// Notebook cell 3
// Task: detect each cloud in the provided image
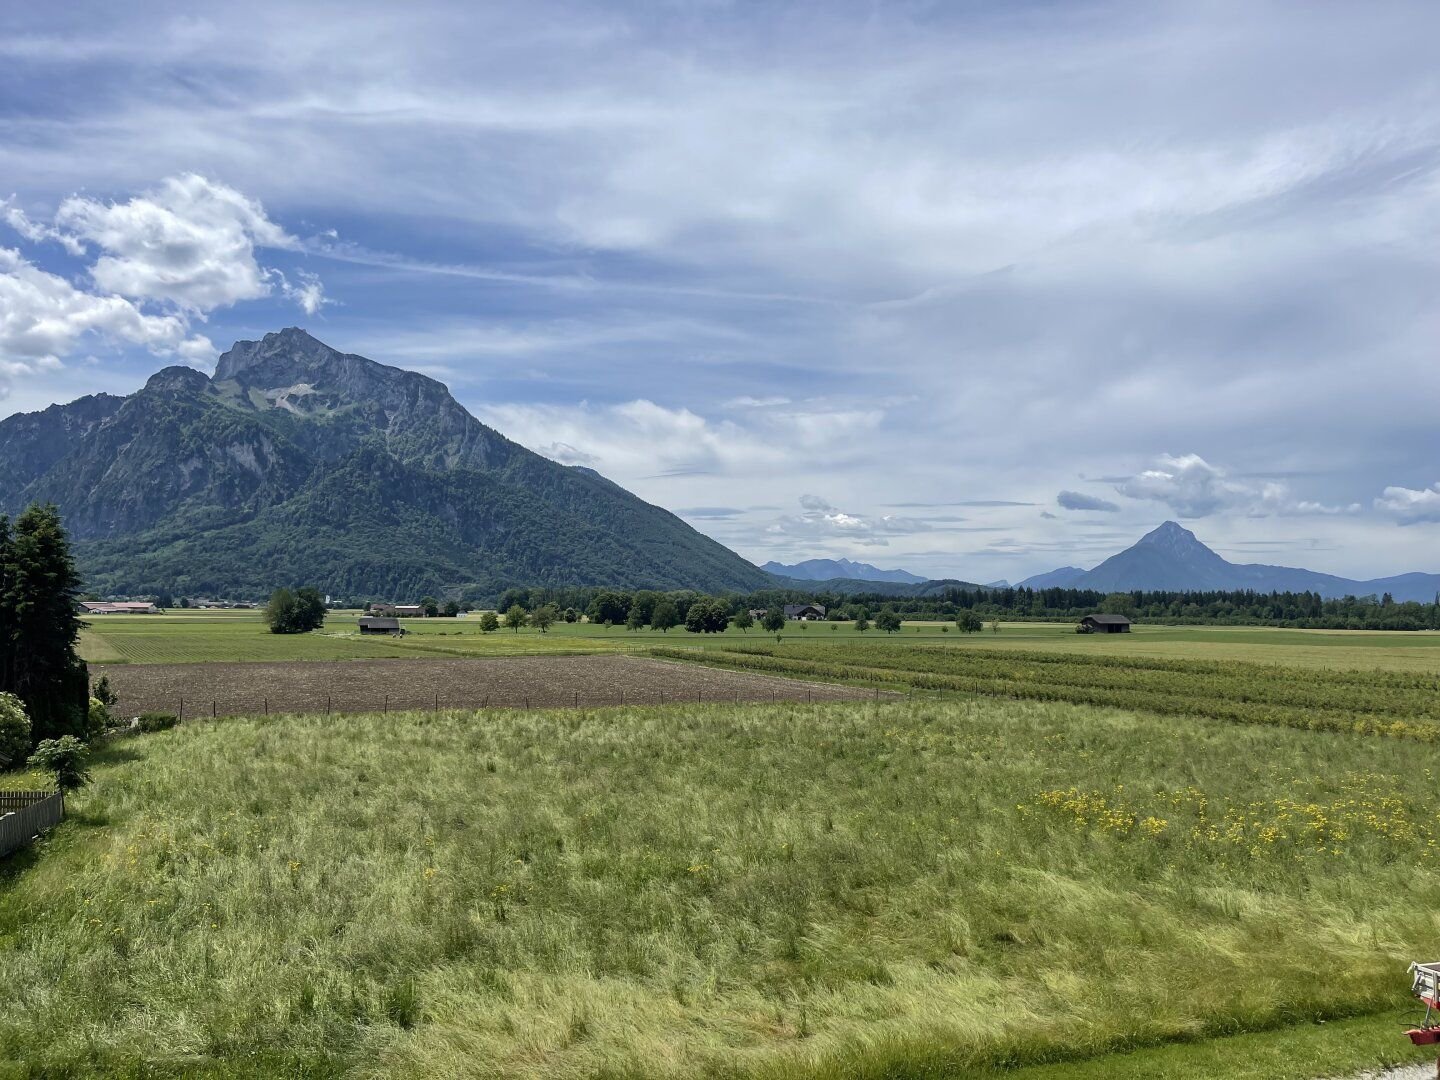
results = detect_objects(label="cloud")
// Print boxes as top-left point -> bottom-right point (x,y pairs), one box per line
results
535,441 -> 598,466
765,495 -> 929,548
52,173 -> 302,311
275,269 -> 329,316
1057,490 -> 1120,513
723,394 -> 790,409
0,174 -> 327,388
0,247 -> 209,389
678,506 -> 744,520
1115,453 -> 1358,518
1375,481 -> 1440,524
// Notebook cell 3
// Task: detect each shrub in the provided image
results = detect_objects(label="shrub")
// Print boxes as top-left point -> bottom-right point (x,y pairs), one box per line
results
0,693 -> 32,771
87,696 -> 109,739
136,712 -> 180,733
27,735 -> 91,792
92,674 -> 117,709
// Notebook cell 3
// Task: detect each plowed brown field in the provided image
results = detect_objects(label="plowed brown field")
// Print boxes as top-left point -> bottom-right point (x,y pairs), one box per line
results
94,653 -> 880,717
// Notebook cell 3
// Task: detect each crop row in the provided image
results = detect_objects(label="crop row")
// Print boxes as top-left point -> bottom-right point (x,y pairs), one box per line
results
728,643 -> 1440,719
650,645 -> 1440,742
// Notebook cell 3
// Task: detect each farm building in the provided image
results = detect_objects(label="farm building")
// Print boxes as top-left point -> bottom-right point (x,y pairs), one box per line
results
1079,614 -> 1131,634
80,601 -> 160,615
747,609 -> 768,621
358,616 -> 404,636
369,604 -> 425,618
784,604 -> 827,621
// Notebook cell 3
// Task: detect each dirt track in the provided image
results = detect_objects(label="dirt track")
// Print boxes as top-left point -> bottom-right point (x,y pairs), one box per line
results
94,654 -> 882,717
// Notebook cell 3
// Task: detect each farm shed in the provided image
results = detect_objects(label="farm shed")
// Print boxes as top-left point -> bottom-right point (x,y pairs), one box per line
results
358,617 -> 404,636
1079,614 -> 1131,634
80,601 -> 160,614
784,604 -> 827,621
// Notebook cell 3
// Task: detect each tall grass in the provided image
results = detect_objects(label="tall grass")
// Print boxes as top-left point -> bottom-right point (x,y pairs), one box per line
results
2,699 -> 1437,1077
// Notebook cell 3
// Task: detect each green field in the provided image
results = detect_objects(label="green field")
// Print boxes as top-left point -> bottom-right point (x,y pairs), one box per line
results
32,613 -> 1440,1076
4,696 -> 1438,1078
77,611 -> 1440,672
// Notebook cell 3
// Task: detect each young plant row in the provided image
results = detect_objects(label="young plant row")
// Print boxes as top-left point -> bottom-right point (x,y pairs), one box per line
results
650,644 -> 1440,742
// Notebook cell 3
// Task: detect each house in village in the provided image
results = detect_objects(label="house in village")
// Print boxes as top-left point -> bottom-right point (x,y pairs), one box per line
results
370,603 -> 425,618
1078,613 -> 1131,634
784,604 -> 827,621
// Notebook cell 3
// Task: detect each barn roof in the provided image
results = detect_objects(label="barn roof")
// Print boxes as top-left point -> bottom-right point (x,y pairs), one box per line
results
1083,613 -> 1132,625
359,616 -> 401,629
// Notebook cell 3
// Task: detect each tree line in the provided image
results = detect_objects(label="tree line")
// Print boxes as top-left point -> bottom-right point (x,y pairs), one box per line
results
490,583 -> 1440,631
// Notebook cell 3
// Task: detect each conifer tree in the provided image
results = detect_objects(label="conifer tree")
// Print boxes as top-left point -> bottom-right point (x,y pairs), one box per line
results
0,505 -> 89,743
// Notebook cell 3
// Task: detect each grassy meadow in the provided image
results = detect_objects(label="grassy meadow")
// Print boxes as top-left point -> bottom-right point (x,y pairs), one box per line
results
4,697 -> 1440,1078
77,609 -> 1440,672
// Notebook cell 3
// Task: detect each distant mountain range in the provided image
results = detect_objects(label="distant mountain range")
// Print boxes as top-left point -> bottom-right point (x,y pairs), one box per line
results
0,328 -> 774,599
1017,522 -> 1440,602
760,557 -> 927,584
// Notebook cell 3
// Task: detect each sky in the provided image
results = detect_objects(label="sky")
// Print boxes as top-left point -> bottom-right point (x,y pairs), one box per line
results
1,0 -> 1437,584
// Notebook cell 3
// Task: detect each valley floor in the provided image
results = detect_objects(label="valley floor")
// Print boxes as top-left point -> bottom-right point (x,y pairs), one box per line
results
5,694 -> 1440,1078
77,610 -> 1440,672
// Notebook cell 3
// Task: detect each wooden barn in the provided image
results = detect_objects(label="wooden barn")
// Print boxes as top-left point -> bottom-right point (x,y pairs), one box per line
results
1079,614 -> 1131,634
358,616 -> 404,636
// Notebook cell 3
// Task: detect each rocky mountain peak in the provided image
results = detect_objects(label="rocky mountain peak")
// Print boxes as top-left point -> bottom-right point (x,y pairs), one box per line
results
214,327 -> 340,383
142,365 -> 212,395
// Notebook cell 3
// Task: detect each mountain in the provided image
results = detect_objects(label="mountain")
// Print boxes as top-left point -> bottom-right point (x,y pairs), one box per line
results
1022,522 -> 1440,602
1015,566 -> 1088,589
761,557 -> 927,584
0,328 -> 775,599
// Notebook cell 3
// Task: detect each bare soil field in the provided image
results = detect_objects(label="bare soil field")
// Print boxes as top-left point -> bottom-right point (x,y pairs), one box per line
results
93,653 -> 880,717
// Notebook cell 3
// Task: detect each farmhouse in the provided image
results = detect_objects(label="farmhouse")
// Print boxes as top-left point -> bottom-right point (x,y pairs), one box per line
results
80,601 -> 160,615
370,604 -> 425,618
358,616 -> 404,636
747,609 -> 768,621
784,604 -> 827,621
1079,613 -> 1131,634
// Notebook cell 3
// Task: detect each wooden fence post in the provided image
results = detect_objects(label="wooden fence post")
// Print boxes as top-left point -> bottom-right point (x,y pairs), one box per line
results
179,697 -> 184,721
211,699 -> 217,718
263,698 -> 268,716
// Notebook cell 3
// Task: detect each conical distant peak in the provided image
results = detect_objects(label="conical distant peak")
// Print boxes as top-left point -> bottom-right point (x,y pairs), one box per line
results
1140,520 -> 1197,544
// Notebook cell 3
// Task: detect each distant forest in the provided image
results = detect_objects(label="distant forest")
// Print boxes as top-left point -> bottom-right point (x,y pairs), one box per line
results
495,584 -> 1440,631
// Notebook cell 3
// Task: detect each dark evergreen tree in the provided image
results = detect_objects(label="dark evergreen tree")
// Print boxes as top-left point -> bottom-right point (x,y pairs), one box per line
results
0,505 -> 89,743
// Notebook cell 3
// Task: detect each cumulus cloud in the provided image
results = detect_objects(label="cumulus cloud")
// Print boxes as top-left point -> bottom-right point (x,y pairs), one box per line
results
1115,453 -> 1358,518
1375,481 -> 1440,524
0,247 -> 209,388
1057,490 -> 1120,513
53,173 -> 300,311
0,174 -> 325,388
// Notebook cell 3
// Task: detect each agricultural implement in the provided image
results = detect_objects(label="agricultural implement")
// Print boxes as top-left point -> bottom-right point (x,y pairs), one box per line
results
1407,961 -> 1440,1075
